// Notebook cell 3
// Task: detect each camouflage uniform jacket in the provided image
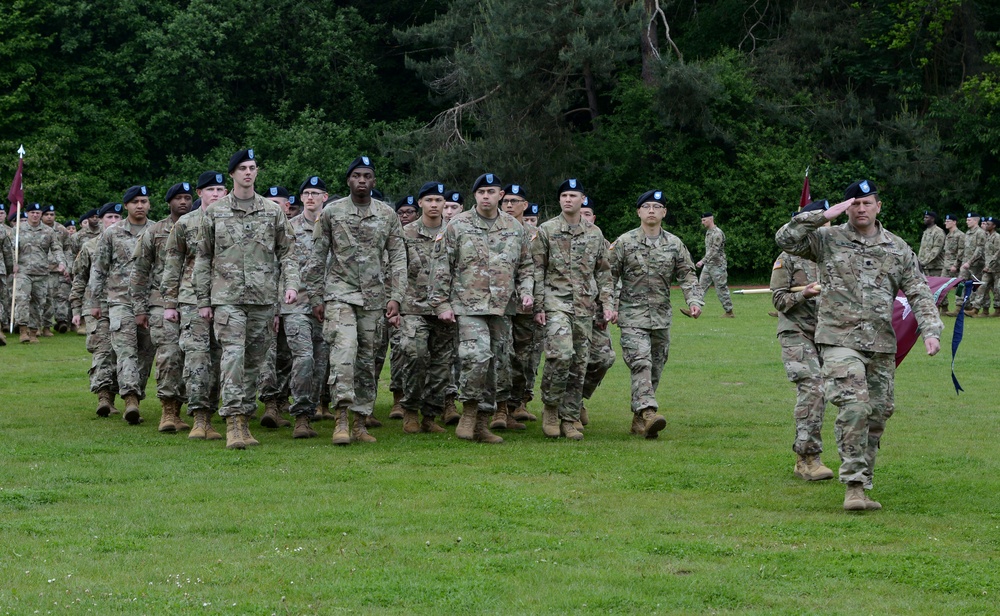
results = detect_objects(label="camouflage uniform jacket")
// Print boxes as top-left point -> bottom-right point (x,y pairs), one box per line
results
430,209 -> 532,316
71,236 -> 106,318
963,225 -> 987,268
194,192 -> 299,308
279,213 -> 319,315
775,210 -> 943,353
944,227 -> 965,271
770,251 -> 819,337
0,225 -> 13,276
160,208 -> 206,309
701,226 -> 727,266
45,221 -> 70,272
533,216 -> 612,318
305,197 -> 406,310
129,217 -> 175,315
917,225 -> 946,272
401,218 -> 445,316
67,225 -> 101,264
984,231 -> 1000,274
88,218 -> 151,310
15,222 -> 66,276
610,228 -> 703,329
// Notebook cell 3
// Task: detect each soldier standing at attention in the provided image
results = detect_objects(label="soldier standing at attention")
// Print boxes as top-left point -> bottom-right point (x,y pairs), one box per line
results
131,182 -> 193,432
971,216 -> 999,317
776,179 -> 942,511
917,211 -> 946,275
0,210 -> 13,346
430,173 -> 533,444
577,197 -> 616,429
697,212 -> 734,317
770,200 -> 834,480
14,203 -> 67,342
71,203 -> 122,416
386,195 -> 420,421
439,190 -> 465,426
533,179 -> 613,441
40,204 -> 72,334
940,214 -> 965,316
194,150 -> 299,450
959,212 -> 986,317
521,202 -> 544,407
306,156 -> 406,446
89,186 -> 155,425
162,172 -> 228,440
609,190 -> 703,439
522,202 -> 539,227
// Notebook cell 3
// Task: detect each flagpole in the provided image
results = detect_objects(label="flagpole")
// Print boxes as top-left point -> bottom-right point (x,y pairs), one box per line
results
9,145 -> 24,333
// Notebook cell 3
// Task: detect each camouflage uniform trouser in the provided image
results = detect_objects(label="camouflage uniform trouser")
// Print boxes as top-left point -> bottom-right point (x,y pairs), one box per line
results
213,304 -> 275,417
971,271 -> 1000,310
620,326 -> 670,413
455,315 -> 507,405
0,274 -> 10,328
525,317 -> 543,402
583,321 -> 615,400
149,306 -> 185,401
259,313 -> 324,416
508,313 -> 538,406
109,303 -> 154,399
375,317 -> 405,393
179,304 -> 221,415
399,314 -> 456,416
699,264 -> 732,312
493,316 -> 513,409
322,301 -> 382,416
820,345 -> 895,489
13,272 -> 46,329
86,310 -> 118,394
779,331 -> 825,455
540,311 -> 593,421
445,328 -> 460,397
46,272 -> 70,326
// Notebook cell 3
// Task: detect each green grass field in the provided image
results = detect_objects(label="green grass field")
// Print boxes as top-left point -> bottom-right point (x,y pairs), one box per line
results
2,292 -> 997,615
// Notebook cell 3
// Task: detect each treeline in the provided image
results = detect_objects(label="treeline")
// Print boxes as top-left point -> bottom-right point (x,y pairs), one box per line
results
2,0 -> 999,275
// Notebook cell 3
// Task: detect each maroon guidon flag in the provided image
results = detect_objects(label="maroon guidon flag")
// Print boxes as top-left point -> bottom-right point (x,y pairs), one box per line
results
893,276 -> 962,367
798,167 -> 811,210
7,148 -> 24,220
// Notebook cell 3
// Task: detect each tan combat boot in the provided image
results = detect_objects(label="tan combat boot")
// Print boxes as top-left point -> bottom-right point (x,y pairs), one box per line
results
455,400 -> 478,441
580,404 -> 590,426
96,389 -> 115,417
19,326 -> 31,343
975,307 -> 990,318
490,402 -> 509,430
331,407 -> 351,445
260,399 -> 284,429
441,395 -> 461,425
420,414 -> 446,433
806,456 -> 834,481
365,413 -> 383,428
863,492 -> 882,510
189,411 -> 209,439
239,415 -> 259,446
350,412 -> 377,443
843,482 -> 867,511
402,408 -> 421,434
641,408 -> 666,439
315,402 -> 335,421
40,326 -> 54,337
541,404 -> 561,438
158,398 -> 178,433
225,416 -> 246,450
173,404 -> 191,431
793,454 -> 810,480
473,412 -> 504,444
560,419 -> 584,441
28,328 -> 40,343
505,409 -> 526,431
630,413 -> 645,435
389,391 -> 404,419
293,415 -> 318,439
511,401 -> 537,422
964,307 -> 979,317
204,414 -> 223,440
123,394 -> 142,425
723,310 -> 735,318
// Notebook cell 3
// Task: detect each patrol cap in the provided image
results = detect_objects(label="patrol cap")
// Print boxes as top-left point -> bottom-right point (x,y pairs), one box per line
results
527,203 -> 540,217
472,173 -> 502,192
701,212 -> 714,218
370,188 -> 384,201
966,211 -> 980,219
42,204 -> 56,213
844,179 -> 878,199
418,182 -> 446,200
122,185 -> 149,204
165,182 -> 193,202
98,202 -> 123,217
923,210 -> 938,220
79,209 -> 97,222
26,202 -> 42,212
346,156 -> 375,179
298,176 -> 326,193
228,148 -> 256,173
394,195 -> 417,211
192,198 -> 202,210
502,184 -> 527,200
267,186 -> 290,199
446,191 -> 464,205
798,199 -> 829,215
635,190 -> 667,209
557,178 -> 584,196
944,214 -> 959,221
581,196 -> 594,211
197,171 -> 226,189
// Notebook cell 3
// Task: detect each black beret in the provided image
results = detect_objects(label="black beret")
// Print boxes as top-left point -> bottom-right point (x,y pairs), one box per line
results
26,202 -> 42,212
98,202 -> 123,217
635,190 -> 667,209
298,176 -> 326,193
844,179 -> 877,199
701,212 -> 714,218
418,182 -> 446,200
0,203 -> 6,211
502,184 -> 528,200
267,186 -> 290,199
68,220 -> 76,226
228,148 -> 256,174
394,195 -> 417,211
800,199 -> 829,215
197,171 -> 226,189
923,210 -> 938,220
581,196 -> 593,210
42,204 -> 56,213
472,173 -> 502,192
944,214 -> 958,221
165,182 -> 193,202
985,216 -> 996,224
287,195 -> 297,206
346,156 -> 375,179
966,211 -> 980,218
192,198 -> 202,210
122,185 -> 149,204
527,203 -> 540,217
557,178 -> 584,196
370,188 -> 384,201
79,209 -> 97,222
446,191 -> 464,205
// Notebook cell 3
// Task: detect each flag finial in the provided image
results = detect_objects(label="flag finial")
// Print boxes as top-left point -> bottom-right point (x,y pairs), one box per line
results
17,145 -> 25,158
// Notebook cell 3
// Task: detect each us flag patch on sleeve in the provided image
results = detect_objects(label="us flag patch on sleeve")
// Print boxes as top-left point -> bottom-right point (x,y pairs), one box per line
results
772,259 -> 783,270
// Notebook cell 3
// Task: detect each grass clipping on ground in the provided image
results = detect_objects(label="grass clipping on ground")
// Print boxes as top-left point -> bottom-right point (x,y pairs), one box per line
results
1,293 -> 996,614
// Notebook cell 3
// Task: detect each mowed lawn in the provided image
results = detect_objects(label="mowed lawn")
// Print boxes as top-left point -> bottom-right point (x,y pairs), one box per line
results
1,292 -> 997,615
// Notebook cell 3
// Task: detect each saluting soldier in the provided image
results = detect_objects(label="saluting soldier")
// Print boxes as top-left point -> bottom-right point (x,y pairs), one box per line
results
13,202 -> 66,343
609,190 -> 703,439
697,212 -> 734,317
776,179 -> 942,511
